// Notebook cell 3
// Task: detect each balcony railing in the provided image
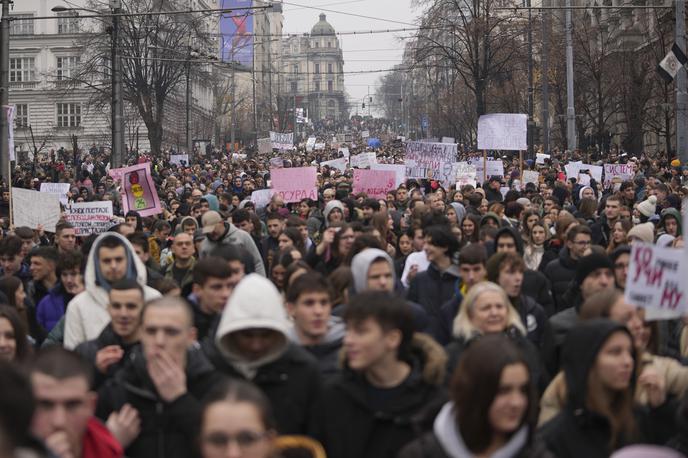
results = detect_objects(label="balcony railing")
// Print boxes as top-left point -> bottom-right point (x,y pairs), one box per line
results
9,81 -> 39,89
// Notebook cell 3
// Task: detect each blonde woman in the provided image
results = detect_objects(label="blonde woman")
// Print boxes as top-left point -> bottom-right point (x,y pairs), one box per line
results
445,282 -> 547,390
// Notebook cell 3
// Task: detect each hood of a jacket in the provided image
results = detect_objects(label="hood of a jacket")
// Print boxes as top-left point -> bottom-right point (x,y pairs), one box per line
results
495,226 -> 524,255
433,402 -> 528,458
351,248 -> 395,294
286,315 -> 345,347
562,319 -> 635,412
480,211 -> 501,228
85,232 -> 146,297
660,207 -> 682,235
450,202 -> 466,224
215,274 -> 289,376
176,216 -> 199,234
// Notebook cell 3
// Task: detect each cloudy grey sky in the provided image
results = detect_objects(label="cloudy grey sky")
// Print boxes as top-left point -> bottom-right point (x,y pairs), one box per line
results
281,0 -> 419,116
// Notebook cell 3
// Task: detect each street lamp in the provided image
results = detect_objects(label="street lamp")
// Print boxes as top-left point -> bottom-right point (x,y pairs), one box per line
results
52,2 -> 125,168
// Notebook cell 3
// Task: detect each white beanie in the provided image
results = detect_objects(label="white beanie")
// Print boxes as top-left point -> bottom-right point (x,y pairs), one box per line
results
627,222 -> 655,244
637,195 -> 657,218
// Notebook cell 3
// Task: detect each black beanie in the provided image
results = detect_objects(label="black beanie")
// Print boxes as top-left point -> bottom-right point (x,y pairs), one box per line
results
575,253 -> 614,286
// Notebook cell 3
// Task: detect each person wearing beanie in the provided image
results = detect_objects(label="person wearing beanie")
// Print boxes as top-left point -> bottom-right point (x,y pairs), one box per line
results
323,200 -> 345,227
637,195 -> 657,222
627,222 -> 655,244
672,159 -> 682,168
549,253 -> 615,358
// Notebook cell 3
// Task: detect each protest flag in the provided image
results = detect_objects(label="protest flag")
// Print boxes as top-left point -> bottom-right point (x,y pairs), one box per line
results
657,43 -> 688,83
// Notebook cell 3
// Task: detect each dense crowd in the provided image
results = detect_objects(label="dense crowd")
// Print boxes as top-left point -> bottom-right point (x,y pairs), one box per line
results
0,134 -> 686,458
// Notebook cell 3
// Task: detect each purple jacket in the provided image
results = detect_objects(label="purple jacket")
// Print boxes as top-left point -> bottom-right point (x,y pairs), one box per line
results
36,284 -> 71,332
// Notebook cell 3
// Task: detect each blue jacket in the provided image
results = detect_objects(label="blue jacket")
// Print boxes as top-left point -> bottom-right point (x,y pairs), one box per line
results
36,283 -> 71,332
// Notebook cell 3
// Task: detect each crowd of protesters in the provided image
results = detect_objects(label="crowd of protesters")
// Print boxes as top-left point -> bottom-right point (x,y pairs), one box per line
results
0,129 -> 686,458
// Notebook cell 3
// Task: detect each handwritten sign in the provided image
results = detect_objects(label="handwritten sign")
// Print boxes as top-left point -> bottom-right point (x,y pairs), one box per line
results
405,141 -> 457,184
249,189 -> 274,209
353,169 -> 396,199
111,162 -> 162,217
339,147 -> 351,159
371,164 -> 406,188
565,162 -> 602,183
314,143 -> 325,150
361,130 -> 370,138
269,157 -> 284,169
270,131 -> 294,150
625,243 -> 686,317
64,201 -> 113,236
455,163 -> 477,188
536,153 -> 550,164
306,137 -> 316,152
441,137 -> 455,144
258,137 -> 273,154
522,170 -> 540,185
477,114 -> 527,151
350,152 -> 377,169
12,188 -> 61,233
40,183 -> 70,206
603,163 -> 634,187
321,158 -> 348,172
170,154 -> 189,167
270,167 -> 317,203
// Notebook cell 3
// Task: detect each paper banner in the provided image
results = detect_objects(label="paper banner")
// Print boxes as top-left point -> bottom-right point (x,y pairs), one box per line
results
522,170 -> 540,185
353,169 -> 396,199
270,131 -> 294,150
40,182 -> 71,206
371,164 -> 406,188
321,158 -> 348,172
270,167 -> 317,203
170,154 -> 189,167
477,113 -> 527,151
64,201 -> 114,236
111,162 -> 162,217
405,141 -> 457,184
12,187 -> 61,232
350,152 -> 377,169
603,163 -> 634,187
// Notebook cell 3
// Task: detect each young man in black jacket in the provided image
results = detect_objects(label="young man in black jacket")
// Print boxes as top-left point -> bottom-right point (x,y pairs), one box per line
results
314,291 -> 447,458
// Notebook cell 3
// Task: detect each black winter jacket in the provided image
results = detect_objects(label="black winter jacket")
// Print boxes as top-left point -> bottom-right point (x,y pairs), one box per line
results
398,430 -> 553,458
314,334 -> 448,458
74,323 -> 138,389
407,263 -> 461,335
96,346 -> 226,458
204,341 -> 322,435
543,247 -> 578,313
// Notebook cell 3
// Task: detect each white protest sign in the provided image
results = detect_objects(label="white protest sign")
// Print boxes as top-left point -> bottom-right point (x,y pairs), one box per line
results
361,130 -> 370,138
477,114 -> 527,151
314,143 -> 325,150
625,243 -> 686,318
536,153 -> 550,164
565,162 -> 602,183
258,137 -> 273,154
350,152 -> 377,169
12,187 -> 61,233
454,162 -> 477,188
170,154 -> 189,166
603,163 -> 634,187
321,158 -> 348,172
64,201 -> 113,236
441,137 -> 455,144
40,183 -> 71,206
522,170 -> 540,185
269,131 -> 294,150
250,189 -> 274,209
306,137 -> 316,152
405,141 -> 457,185
486,160 -> 505,177
339,147 -> 350,158
371,164 -> 406,188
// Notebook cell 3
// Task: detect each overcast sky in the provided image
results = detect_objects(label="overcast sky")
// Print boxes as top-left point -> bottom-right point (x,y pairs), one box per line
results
281,0 -> 419,116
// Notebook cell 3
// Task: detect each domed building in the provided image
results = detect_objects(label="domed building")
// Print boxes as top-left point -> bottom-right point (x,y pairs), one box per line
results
281,13 -> 348,130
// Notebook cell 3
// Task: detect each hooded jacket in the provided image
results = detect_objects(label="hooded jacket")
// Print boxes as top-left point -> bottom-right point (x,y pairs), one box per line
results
63,233 -> 161,349
286,316 -> 344,380
199,222 -> 266,276
75,323 -> 139,389
35,282 -> 74,332
543,246 -> 578,313
399,402 -> 552,458
539,320 -> 678,458
494,227 -> 556,315
96,346 -> 224,458
658,208 -> 682,237
205,274 -> 322,434
313,334 -> 448,458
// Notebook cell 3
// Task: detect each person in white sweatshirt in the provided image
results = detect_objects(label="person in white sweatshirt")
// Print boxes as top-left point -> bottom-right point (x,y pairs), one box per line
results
63,232 -> 161,349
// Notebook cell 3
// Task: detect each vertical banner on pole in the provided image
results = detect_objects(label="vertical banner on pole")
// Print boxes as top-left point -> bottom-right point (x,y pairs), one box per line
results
3,105 -> 14,161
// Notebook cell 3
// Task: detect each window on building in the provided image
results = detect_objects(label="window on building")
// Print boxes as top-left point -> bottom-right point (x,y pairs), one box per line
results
328,80 -> 333,92
328,63 -> 333,74
56,103 -> 81,128
9,58 -> 35,82
57,12 -> 80,34
315,63 -> 320,74
10,15 -> 34,35
14,104 -> 28,128
291,81 -> 297,92
56,56 -> 80,80
292,64 -> 298,74
327,42 -> 331,48
315,81 -> 320,92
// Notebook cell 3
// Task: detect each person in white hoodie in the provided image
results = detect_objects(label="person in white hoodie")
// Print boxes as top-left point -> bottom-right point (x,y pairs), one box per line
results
204,273 -> 322,435
63,232 -> 161,349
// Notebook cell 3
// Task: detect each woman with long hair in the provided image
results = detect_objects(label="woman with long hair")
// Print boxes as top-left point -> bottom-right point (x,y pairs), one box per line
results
0,276 -> 29,337
0,305 -> 31,363
400,335 -> 550,457
461,214 -> 481,245
199,379 -> 278,458
606,219 -> 632,255
306,223 -> 355,276
523,220 -> 556,272
540,320 -> 674,457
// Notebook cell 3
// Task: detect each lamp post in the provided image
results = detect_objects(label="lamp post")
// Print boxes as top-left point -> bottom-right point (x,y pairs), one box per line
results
0,0 -> 11,183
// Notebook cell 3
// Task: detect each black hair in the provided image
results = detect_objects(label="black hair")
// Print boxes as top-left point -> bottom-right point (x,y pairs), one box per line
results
201,378 -> 276,433
29,246 -> 59,265
424,225 -> 460,258
193,257 -> 233,285
110,278 -> 144,297
127,232 -> 150,253
459,243 -> 488,266
0,236 -> 22,258
286,272 -> 332,303
0,361 -> 35,449
31,346 -> 94,387
232,208 -> 252,224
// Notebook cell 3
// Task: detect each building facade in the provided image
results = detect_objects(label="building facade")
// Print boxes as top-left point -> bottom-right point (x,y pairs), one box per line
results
280,13 -> 347,129
5,0 -> 217,157
253,0 -> 284,135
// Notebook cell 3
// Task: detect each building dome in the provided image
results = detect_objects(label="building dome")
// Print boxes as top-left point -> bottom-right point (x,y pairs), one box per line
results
311,13 -> 335,36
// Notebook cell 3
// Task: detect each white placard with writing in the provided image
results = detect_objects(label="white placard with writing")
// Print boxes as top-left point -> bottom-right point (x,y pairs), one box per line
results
522,170 -> 540,185
405,141 -> 457,185
321,158 -> 348,172
40,183 -> 70,206
350,152 -> 377,169
170,154 -> 189,166
477,113 -> 527,151
64,201 -> 114,236
269,131 -> 294,150
12,187 -> 61,233
536,153 -> 550,164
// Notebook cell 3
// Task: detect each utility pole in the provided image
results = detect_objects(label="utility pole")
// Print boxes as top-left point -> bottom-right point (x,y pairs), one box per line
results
186,61 -> 192,156
677,0 -> 688,164
526,0 -> 534,159
565,0 -> 576,151
230,62 -> 236,153
111,0 -> 125,167
0,0 -> 11,182
541,1 -> 550,154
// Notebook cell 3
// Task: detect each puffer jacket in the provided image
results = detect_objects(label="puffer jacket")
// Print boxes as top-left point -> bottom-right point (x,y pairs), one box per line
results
543,247 -> 577,313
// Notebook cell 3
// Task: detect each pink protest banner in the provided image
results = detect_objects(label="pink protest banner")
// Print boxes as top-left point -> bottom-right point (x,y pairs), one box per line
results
110,162 -> 162,217
270,167 -> 317,203
353,169 -> 396,199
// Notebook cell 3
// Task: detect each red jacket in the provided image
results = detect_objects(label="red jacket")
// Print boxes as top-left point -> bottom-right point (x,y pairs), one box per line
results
82,417 -> 123,458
